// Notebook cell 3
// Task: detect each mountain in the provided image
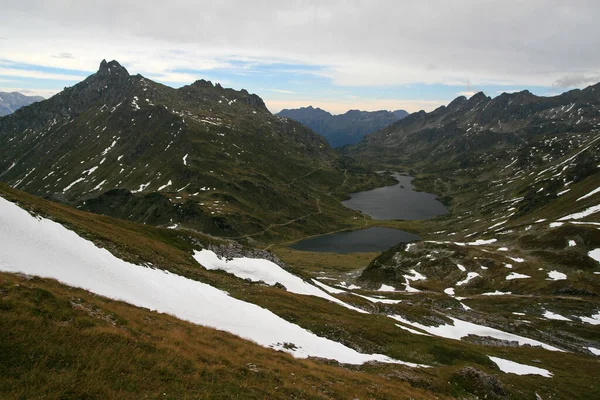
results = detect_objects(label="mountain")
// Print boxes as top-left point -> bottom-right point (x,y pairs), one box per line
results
0,91 -> 44,116
277,106 -> 408,147
0,60 -> 390,239
2,182 -> 599,400
2,76 -> 600,399
343,87 -> 600,379
350,87 -> 600,170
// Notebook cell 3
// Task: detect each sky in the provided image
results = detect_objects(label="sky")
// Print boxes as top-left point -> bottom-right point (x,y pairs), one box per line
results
1,0 -> 599,114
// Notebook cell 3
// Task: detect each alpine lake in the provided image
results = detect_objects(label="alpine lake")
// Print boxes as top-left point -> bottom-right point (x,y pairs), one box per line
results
290,173 -> 448,253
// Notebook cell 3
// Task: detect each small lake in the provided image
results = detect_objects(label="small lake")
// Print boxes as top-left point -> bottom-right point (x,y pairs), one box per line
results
290,227 -> 421,254
342,173 -> 448,220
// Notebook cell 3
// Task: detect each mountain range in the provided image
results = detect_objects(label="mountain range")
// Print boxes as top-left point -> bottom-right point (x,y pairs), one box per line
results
1,60 -> 600,400
0,60 -> 389,239
0,91 -> 44,116
277,106 -> 408,147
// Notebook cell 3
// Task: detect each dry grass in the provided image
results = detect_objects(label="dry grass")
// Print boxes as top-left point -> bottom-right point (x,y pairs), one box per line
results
0,272 -> 442,400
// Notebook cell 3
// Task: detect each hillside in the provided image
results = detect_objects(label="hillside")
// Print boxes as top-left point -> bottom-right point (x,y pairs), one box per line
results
2,184 -> 600,400
277,106 -> 408,147
337,87 -> 600,380
0,91 -> 44,116
0,60 -> 390,240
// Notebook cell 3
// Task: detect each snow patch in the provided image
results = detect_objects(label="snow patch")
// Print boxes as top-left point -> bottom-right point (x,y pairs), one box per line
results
456,272 -> 479,286
543,310 -> 571,321
467,238 -> 497,246
0,197 -> 415,366
158,180 -> 172,191
588,249 -> 600,263
388,314 -> 562,351
193,250 -> 367,314
63,177 -> 86,192
577,186 -> 600,201
506,272 -> 530,280
558,205 -> 600,221
578,311 -> 600,325
488,356 -> 552,377
378,284 -> 396,292
482,291 -> 512,296
547,271 -> 567,281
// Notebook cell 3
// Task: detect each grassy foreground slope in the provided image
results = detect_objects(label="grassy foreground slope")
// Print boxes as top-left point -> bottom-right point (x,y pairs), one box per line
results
2,184 -> 600,400
0,273 -> 437,400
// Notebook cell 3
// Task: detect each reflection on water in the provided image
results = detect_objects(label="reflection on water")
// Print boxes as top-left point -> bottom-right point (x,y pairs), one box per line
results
343,173 -> 448,220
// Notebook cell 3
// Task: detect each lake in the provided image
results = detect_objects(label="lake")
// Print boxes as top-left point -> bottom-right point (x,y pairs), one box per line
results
289,172 -> 447,253
289,226 -> 421,253
342,173 -> 448,220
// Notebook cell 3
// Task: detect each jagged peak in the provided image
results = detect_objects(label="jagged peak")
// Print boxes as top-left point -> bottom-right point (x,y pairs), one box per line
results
468,91 -> 489,102
190,79 -> 214,87
448,95 -> 467,108
97,59 -> 129,77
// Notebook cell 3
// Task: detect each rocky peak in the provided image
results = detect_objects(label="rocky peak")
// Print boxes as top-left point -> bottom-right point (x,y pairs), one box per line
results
97,59 -> 130,78
243,93 -> 268,112
468,92 -> 490,103
192,79 -> 214,87
448,96 -> 468,109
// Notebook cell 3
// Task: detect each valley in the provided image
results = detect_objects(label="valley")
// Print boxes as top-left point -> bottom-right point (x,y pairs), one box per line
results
1,63 -> 600,400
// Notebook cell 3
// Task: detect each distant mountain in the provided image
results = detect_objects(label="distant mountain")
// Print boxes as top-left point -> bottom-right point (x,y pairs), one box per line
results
0,60 -> 388,238
350,87 -> 600,171
277,106 -> 408,147
0,92 -> 44,116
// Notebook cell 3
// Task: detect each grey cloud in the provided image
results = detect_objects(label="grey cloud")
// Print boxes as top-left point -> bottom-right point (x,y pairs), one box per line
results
52,52 -> 74,59
553,75 -> 600,89
2,1 -> 600,87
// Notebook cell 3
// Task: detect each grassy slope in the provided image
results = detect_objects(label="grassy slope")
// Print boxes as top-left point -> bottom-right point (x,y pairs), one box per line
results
0,273 -> 436,400
2,183 -> 600,399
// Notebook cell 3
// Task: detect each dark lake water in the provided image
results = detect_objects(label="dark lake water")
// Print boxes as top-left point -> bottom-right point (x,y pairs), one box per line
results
342,173 -> 448,220
290,173 -> 448,253
290,227 -> 421,254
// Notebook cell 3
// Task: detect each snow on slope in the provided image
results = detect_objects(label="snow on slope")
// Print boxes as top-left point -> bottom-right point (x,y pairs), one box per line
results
0,197 -> 423,366
389,314 -> 563,351
193,250 -> 367,314
488,356 -> 552,377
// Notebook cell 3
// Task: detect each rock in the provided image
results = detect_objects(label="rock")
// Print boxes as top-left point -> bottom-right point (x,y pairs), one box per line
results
453,366 -> 509,400
207,243 -> 287,269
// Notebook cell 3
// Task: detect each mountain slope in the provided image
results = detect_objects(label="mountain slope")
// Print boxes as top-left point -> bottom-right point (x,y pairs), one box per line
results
342,87 -> 600,362
3,184 -> 600,400
0,91 -> 44,116
277,106 -> 408,147
350,87 -> 600,170
0,60 -> 388,239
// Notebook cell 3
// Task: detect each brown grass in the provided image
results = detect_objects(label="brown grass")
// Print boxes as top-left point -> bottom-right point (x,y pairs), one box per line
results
0,272 -> 442,400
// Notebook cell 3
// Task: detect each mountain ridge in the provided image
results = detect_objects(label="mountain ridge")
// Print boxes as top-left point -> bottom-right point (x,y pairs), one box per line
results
277,106 -> 409,147
0,91 -> 44,117
0,60 -> 390,239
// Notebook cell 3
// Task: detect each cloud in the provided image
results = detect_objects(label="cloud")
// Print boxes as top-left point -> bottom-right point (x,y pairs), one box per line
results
0,67 -> 85,81
52,52 -> 74,59
457,91 -> 477,98
553,75 -> 600,89
1,1 -> 600,88
1,1 -> 599,111
266,89 -> 296,94
0,87 -> 58,98
496,89 -> 523,94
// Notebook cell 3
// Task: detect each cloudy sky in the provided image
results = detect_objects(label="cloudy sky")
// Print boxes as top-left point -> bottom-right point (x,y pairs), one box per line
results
1,0 -> 599,114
